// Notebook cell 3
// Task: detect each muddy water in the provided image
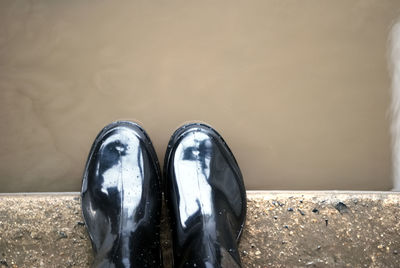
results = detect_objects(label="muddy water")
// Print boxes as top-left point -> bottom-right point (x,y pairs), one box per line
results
0,1 -> 398,192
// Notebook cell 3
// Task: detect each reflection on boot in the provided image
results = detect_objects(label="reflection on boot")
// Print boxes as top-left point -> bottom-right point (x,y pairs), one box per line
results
165,123 -> 246,268
81,121 -> 162,267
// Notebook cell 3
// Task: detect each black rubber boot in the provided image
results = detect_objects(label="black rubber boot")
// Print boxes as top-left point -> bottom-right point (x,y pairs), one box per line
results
164,123 -> 247,268
81,121 -> 162,268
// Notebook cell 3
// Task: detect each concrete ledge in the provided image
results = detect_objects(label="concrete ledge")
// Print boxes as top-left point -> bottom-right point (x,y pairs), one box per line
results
1,191 -> 400,267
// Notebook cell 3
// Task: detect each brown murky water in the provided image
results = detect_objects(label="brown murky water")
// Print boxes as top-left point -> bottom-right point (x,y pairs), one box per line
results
0,0 -> 398,192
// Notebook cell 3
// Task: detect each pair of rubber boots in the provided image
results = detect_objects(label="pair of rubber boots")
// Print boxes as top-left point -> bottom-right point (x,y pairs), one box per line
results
81,121 -> 247,268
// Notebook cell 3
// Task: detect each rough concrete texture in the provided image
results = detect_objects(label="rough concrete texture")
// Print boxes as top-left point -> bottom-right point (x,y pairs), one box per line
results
0,191 -> 399,267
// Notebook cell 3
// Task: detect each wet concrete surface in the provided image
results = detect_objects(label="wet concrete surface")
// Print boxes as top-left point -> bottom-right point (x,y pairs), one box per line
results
0,191 -> 399,267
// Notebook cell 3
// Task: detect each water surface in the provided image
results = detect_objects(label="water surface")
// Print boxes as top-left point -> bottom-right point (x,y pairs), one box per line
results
0,0 -> 397,192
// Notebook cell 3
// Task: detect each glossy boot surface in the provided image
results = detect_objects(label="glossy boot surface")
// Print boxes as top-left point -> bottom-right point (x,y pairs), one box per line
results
81,121 -> 162,268
164,123 -> 247,268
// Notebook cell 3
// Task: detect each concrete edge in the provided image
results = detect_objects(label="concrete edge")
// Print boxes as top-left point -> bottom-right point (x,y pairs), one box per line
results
0,190 -> 399,196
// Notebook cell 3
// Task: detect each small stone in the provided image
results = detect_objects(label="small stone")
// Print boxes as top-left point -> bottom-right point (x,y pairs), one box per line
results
287,208 -> 294,212
317,245 -> 321,250
312,208 -> 319,213
58,231 -> 67,239
255,250 -> 261,256
335,202 -> 349,214
30,231 -> 41,240
298,209 -> 305,216
394,250 -> 398,255
273,216 -> 278,220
